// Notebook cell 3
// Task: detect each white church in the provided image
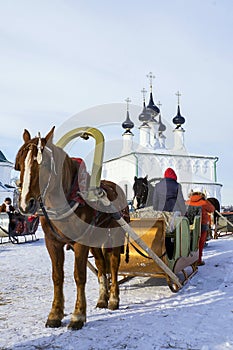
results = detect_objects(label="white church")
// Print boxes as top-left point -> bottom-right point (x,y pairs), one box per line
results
102,73 -> 222,204
0,150 -> 14,203
0,73 -> 222,206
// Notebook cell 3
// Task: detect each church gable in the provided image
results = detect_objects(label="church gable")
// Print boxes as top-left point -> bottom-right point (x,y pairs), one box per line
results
0,150 -> 12,164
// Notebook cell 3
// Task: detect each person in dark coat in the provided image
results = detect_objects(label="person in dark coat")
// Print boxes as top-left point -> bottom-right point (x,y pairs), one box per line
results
0,197 -> 15,213
0,197 -> 17,232
152,168 -> 186,215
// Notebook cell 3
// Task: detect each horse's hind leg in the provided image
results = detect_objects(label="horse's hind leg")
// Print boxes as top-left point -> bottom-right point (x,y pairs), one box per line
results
68,243 -> 89,330
45,237 -> 65,328
90,247 -> 108,308
108,247 -> 121,310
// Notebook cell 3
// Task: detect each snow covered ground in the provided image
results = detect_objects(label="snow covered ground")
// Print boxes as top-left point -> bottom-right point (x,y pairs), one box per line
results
1,227 -> 233,350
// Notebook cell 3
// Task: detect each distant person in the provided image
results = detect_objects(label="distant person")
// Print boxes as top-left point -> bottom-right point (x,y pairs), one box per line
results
0,197 -> 17,232
152,168 -> 186,215
186,189 -> 215,266
0,197 -> 15,213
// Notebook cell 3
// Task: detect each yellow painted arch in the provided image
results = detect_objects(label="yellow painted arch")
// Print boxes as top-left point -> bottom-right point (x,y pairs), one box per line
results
56,126 -> 105,191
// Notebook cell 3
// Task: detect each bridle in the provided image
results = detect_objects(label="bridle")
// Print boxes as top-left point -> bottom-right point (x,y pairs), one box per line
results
133,179 -> 148,209
39,144 -> 57,200
37,140 -> 80,220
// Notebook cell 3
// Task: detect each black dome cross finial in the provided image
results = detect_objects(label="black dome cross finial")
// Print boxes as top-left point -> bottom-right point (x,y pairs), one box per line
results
157,101 -> 166,133
146,71 -> 160,117
147,71 -> 155,93
176,90 -> 181,105
157,100 -> 162,109
125,97 -> 131,112
172,90 -> 185,129
138,88 -> 151,124
141,88 -> 147,106
122,97 -> 134,133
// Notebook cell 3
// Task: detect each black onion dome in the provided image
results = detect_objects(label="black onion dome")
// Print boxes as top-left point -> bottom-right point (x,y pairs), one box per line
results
158,114 -> 166,132
172,105 -> 185,127
138,103 -> 151,123
122,111 -> 134,131
147,92 -> 160,116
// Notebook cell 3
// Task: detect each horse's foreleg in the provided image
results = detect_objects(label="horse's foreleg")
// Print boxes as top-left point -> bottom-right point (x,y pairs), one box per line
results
90,248 -> 108,308
108,247 -> 121,310
45,237 -> 65,328
68,243 -> 89,330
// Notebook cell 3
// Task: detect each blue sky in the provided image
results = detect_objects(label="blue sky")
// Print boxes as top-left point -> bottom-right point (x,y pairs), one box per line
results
0,0 -> 232,204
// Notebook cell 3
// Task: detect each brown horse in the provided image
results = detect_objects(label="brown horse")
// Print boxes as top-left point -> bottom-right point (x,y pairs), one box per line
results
15,127 -> 130,330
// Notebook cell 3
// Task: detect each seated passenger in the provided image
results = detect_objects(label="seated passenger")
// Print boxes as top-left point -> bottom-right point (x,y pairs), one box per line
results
153,168 -> 186,259
153,168 -> 186,215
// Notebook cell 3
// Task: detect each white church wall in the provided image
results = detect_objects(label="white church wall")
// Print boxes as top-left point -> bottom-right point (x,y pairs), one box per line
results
102,155 -> 136,201
103,151 -> 222,204
0,164 -> 13,186
0,162 -> 14,204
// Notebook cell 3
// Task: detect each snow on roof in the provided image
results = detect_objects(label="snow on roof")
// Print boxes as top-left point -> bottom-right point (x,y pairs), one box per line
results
0,150 -> 12,164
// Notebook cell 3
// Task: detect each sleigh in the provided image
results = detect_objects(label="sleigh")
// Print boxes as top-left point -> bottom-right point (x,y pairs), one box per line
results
117,207 -> 201,292
0,212 -> 39,244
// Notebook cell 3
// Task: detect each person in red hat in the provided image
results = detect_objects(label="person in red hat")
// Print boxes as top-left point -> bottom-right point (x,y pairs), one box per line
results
152,167 -> 186,215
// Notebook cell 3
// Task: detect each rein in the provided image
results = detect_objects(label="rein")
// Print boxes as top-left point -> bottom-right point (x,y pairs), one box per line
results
38,195 -> 66,242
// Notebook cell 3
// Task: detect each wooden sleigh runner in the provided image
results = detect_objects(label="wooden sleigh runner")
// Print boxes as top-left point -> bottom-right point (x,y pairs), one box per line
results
0,212 -> 39,244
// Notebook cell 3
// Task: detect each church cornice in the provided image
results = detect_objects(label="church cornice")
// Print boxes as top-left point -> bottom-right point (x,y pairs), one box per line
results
104,151 -> 219,164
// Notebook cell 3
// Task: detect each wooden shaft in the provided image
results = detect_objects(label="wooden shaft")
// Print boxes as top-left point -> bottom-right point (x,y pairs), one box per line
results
215,210 -> 233,229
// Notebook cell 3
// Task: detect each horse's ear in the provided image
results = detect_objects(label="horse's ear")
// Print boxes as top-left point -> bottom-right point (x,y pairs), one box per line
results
134,176 -> 137,181
45,126 -> 55,144
23,129 -> 31,143
145,175 -> 148,179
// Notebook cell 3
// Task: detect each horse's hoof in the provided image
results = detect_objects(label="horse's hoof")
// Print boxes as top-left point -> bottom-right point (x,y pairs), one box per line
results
108,301 -> 119,310
45,319 -> 62,328
96,300 -> 108,309
68,320 -> 84,330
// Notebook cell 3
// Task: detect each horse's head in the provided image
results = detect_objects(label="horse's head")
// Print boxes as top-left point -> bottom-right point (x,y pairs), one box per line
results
133,175 -> 149,209
15,127 -> 56,214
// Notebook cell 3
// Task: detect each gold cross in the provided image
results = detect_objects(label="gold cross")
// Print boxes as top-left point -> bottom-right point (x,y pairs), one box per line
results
146,72 -> 155,91
175,91 -> 181,105
141,88 -> 147,102
125,97 -> 131,111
